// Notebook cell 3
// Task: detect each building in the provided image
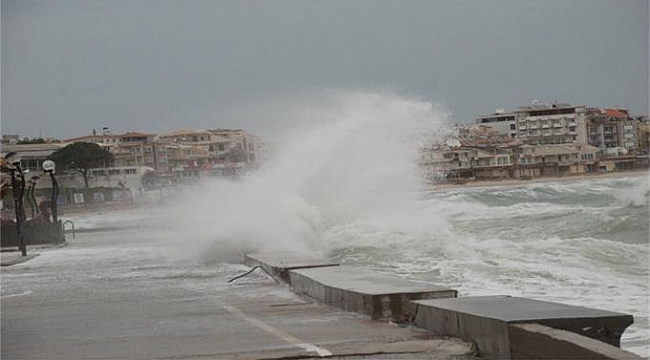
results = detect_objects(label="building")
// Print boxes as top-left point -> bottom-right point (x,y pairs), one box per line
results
0,142 -> 66,173
206,129 -> 261,164
513,103 -> 588,145
64,133 -> 121,145
587,108 -> 638,155
515,144 -> 599,177
158,129 -> 232,179
113,132 -> 159,168
637,118 -> 650,153
64,131 -> 163,169
63,128 -> 262,181
475,110 -> 517,138
420,145 -> 514,181
157,129 -> 261,181
420,137 -> 603,183
458,124 -> 518,148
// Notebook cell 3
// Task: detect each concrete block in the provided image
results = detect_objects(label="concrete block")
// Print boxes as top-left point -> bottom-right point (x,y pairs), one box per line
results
290,266 -> 457,323
244,251 -> 339,283
509,323 -> 643,360
413,296 -> 634,359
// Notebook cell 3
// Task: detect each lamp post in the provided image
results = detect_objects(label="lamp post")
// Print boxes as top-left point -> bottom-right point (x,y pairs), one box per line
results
42,160 -> 61,242
6,156 -> 27,256
27,175 -> 40,218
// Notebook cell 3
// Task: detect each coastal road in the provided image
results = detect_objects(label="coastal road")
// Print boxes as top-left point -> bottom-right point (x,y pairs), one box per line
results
1,226 -> 476,359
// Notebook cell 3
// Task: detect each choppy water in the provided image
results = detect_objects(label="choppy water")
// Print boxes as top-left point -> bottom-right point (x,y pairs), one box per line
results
323,174 -> 649,356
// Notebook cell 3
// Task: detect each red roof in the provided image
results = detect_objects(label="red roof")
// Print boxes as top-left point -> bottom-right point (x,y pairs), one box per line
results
603,108 -> 628,118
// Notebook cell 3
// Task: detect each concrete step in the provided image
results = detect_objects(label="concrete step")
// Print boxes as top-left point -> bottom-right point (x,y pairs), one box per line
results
244,251 -> 339,283
290,265 -> 457,323
413,295 -> 634,359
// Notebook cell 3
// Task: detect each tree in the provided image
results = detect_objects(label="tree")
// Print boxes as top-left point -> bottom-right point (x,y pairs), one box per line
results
48,142 -> 114,188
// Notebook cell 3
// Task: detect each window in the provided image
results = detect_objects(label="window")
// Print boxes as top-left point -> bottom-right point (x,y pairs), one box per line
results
124,168 -> 137,175
108,169 -> 120,175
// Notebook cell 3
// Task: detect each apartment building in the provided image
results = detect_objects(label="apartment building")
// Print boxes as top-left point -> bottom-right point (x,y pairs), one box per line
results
420,146 -> 513,181
157,129 -> 264,180
513,103 -> 588,145
587,108 -> 638,154
516,144 -> 599,176
420,122 -> 609,182
64,131 -> 161,168
475,110 -> 517,138
207,129 -> 261,164
112,132 -> 160,168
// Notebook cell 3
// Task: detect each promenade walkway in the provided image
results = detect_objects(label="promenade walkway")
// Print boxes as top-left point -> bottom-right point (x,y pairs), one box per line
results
1,228 -> 477,360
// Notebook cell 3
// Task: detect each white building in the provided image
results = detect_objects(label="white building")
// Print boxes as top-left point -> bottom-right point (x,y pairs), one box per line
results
513,103 -> 588,145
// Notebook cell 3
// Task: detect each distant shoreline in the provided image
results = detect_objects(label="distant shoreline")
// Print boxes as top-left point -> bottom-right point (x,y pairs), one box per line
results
431,169 -> 648,190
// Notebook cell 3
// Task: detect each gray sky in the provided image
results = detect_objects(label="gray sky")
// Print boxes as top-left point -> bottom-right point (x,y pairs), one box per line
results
2,0 -> 648,139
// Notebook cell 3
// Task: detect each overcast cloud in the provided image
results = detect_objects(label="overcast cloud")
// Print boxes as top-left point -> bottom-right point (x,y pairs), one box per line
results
2,0 -> 648,139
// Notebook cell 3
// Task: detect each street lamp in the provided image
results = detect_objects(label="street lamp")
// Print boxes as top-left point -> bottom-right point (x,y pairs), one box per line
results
43,160 -> 59,228
27,175 -> 40,218
5,154 -> 27,256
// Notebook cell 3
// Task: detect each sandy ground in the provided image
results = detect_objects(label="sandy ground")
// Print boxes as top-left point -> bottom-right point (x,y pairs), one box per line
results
431,169 -> 649,190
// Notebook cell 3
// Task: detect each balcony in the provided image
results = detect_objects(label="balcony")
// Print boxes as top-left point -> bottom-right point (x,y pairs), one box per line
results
553,123 -> 563,128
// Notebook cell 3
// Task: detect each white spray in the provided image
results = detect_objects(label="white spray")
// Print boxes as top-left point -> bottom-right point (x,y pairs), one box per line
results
167,91 -> 453,262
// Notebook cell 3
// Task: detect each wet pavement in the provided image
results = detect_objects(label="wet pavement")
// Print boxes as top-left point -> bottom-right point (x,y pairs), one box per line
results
1,228 -> 477,359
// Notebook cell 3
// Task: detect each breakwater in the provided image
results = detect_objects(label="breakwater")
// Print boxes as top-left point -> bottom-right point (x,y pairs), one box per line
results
245,251 -> 642,360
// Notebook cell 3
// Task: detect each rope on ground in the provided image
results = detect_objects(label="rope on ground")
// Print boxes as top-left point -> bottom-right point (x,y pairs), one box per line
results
227,265 -> 279,283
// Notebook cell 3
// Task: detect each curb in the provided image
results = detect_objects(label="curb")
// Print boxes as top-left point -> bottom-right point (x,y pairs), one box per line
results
1,253 -> 39,267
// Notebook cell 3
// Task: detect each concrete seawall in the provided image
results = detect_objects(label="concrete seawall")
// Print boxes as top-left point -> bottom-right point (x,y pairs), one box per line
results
413,295 -> 638,359
290,265 -> 457,323
509,323 -> 644,360
244,251 -> 640,360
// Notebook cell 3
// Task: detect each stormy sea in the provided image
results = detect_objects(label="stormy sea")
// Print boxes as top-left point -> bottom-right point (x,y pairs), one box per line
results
326,175 -> 650,357
67,93 -> 650,356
